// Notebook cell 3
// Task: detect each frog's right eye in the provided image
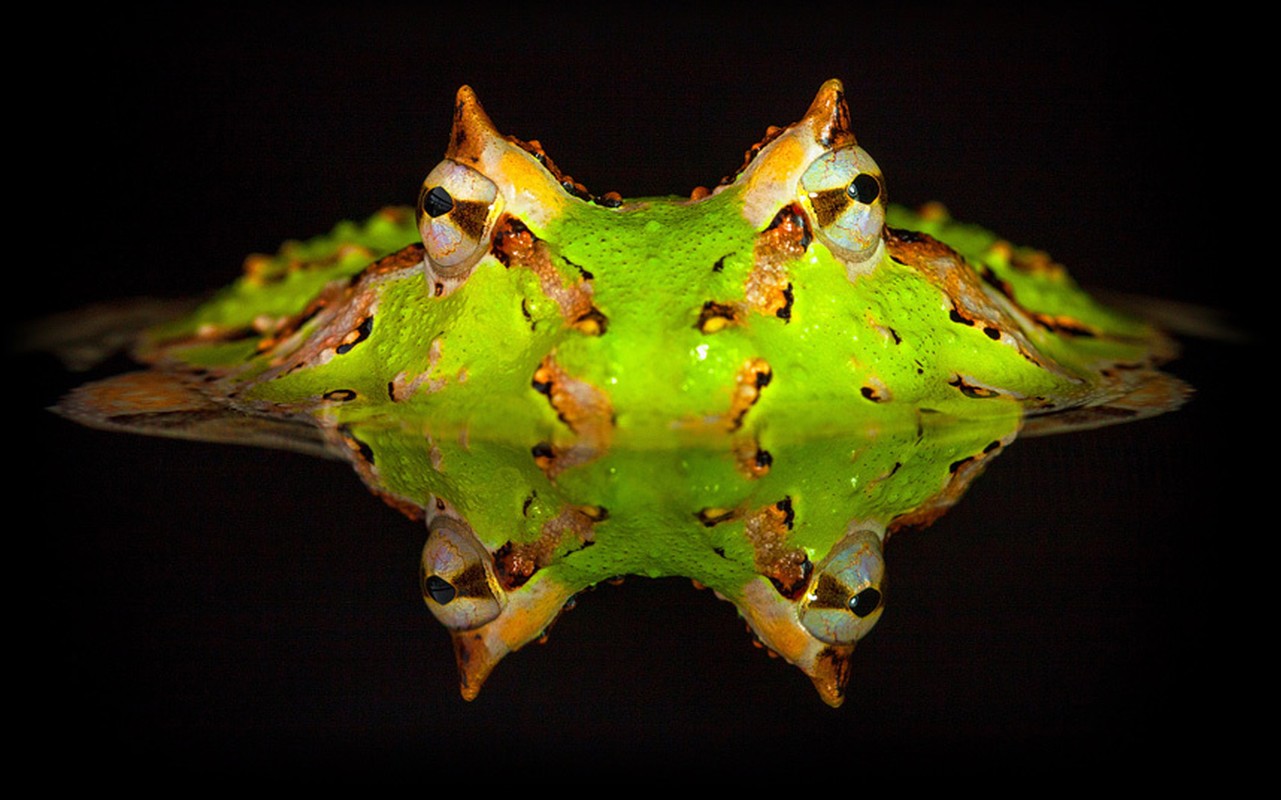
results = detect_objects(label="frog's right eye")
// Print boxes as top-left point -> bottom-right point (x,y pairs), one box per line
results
798,145 -> 886,265
420,514 -> 504,631
797,528 -> 886,646
417,159 -> 501,288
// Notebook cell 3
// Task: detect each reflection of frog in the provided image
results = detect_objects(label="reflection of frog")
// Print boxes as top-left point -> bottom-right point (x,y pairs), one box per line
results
56,79 -> 1188,705
60,79 -> 1183,449
343,411 -> 1020,706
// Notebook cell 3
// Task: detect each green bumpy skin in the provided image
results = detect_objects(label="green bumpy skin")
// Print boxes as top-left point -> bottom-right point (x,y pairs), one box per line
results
59,80 -> 1186,705
125,79 -> 1179,448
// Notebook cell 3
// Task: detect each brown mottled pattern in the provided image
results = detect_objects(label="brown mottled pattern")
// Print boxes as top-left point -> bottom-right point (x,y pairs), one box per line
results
494,217 -> 596,325
530,355 -> 615,443
747,206 -> 808,318
493,506 -> 597,589
808,187 -> 851,228
725,358 -> 772,431
743,500 -> 810,598
889,436 -> 1012,532
885,228 -> 1063,375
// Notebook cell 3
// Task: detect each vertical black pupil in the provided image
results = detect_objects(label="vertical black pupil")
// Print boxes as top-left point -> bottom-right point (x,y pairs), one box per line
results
423,186 -> 455,218
846,173 -> 881,204
848,587 -> 882,617
425,575 -> 457,605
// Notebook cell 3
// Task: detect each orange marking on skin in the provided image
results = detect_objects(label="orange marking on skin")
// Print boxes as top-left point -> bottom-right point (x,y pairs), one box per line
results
726,358 -> 773,431
531,356 -> 614,443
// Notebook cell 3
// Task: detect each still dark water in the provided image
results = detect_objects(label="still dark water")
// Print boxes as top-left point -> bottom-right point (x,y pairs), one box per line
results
23,7 -> 1249,780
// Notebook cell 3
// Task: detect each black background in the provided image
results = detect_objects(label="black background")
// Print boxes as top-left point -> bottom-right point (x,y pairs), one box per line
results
23,5 -> 1251,781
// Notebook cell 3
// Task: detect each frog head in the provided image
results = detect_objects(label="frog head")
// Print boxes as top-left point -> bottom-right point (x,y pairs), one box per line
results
736,526 -> 887,706
401,78 -> 905,444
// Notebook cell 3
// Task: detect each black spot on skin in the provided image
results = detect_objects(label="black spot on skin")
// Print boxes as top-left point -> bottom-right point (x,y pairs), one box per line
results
387,382 -> 397,401
984,440 -> 1002,454
434,282 -> 445,296
522,493 -> 535,515
755,368 -> 773,389
949,309 -> 974,326
776,283 -> 794,321
339,425 -> 374,465
451,103 -> 467,149
323,389 -> 357,402
696,301 -> 737,332
531,441 -> 555,460
755,449 -> 773,468
776,496 -> 795,529
949,456 -> 973,473
574,307 -> 608,335
983,326 -> 1002,340
564,257 -> 594,280
712,255 -> 728,273
860,386 -> 885,402
492,542 -> 536,589
888,326 -> 902,344
949,376 -> 1001,399
887,227 -> 927,243
581,505 -> 609,522
696,508 -> 736,527
562,181 -> 593,202
713,547 -> 727,559
336,316 -> 373,354
491,218 -> 533,268
769,558 -> 812,599
766,205 -> 813,250
531,375 -> 553,395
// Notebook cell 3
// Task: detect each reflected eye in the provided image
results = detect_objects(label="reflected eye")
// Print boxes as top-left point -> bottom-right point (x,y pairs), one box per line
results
420,514 -> 503,631
799,145 -> 885,264
417,159 -> 501,285
798,528 -> 886,645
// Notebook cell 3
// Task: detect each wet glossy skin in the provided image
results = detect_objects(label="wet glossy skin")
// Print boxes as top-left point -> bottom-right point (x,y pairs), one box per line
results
56,79 -> 1186,705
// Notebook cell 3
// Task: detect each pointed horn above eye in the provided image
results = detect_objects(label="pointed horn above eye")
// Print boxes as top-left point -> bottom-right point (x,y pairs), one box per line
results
734,79 -> 861,229
801,78 -> 857,150
447,85 -> 502,164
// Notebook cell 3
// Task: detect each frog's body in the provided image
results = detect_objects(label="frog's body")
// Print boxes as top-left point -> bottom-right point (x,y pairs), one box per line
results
56,80 -> 1186,705
92,79 -> 1179,449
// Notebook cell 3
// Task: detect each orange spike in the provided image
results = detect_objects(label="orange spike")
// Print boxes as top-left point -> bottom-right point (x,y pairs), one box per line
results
447,85 -> 501,164
801,78 -> 856,150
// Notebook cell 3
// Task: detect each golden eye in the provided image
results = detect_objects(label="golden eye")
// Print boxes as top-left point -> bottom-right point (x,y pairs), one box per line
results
797,528 -> 886,645
798,145 -> 885,264
417,159 -> 501,285
420,514 -> 503,631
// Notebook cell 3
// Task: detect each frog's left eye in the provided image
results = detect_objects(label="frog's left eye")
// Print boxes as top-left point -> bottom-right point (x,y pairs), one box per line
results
420,514 -> 504,631
417,159 -> 501,288
798,146 -> 886,264
797,528 -> 886,645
